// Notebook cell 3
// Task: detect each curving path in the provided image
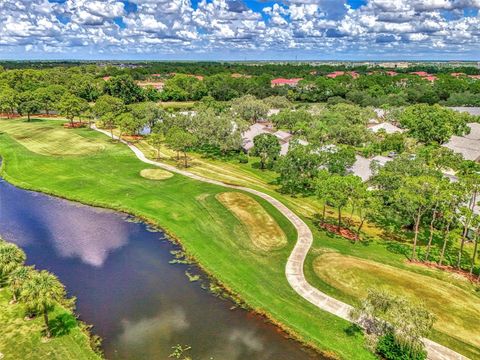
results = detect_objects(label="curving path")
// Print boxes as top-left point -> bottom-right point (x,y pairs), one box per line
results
93,126 -> 468,360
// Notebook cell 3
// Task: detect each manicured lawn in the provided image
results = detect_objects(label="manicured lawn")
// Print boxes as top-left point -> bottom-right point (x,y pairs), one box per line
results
0,118 -> 373,360
0,289 -> 100,360
313,252 -> 480,350
0,120 -> 104,156
134,133 -> 480,359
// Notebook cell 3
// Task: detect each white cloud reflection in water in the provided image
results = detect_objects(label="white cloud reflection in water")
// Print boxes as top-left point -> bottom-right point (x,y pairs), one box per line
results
37,201 -> 130,267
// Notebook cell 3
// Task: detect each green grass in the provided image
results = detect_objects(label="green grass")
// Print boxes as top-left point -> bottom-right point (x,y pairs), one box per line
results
312,252 -> 480,350
97,124 -> 480,359
0,118 -> 374,360
0,119 -> 104,156
0,289 -> 100,360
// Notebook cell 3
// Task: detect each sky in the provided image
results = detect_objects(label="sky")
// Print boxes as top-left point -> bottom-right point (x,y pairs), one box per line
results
1,0 -> 480,61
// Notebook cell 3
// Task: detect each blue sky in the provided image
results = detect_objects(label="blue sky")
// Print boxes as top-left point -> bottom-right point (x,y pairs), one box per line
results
0,0 -> 479,60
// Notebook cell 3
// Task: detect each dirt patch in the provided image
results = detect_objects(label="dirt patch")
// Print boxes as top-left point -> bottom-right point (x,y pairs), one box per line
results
217,192 -> 287,251
320,223 -> 357,241
140,168 -> 173,180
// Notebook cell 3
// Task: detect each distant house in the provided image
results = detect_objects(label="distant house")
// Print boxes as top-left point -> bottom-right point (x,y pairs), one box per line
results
443,123 -> 480,162
241,123 -> 308,155
451,72 -> 465,77
369,122 -> 404,134
271,78 -> 303,87
326,71 -> 359,79
349,155 -> 392,181
410,71 -> 429,77
102,76 -> 111,81
242,123 -> 272,151
385,71 -> 398,76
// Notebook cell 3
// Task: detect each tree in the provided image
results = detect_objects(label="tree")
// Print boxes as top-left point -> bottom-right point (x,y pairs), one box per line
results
276,142 -> 322,194
0,86 -> 18,118
231,95 -> 269,123
399,104 -> 470,144
251,133 -> 281,170
270,109 -> 315,134
325,147 -> 356,175
129,101 -> 165,129
263,95 -> 291,109
352,289 -> 435,360
0,242 -> 26,286
165,127 -> 197,167
458,171 -> 480,268
318,174 -> 361,231
147,133 -> 164,160
34,85 -> 65,115
20,270 -> 67,338
103,75 -> 144,104
56,93 -> 88,125
9,266 -> 33,303
115,112 -> 145,140
17,91 -> 41,122
469,214 -> 480,275
394,176 -> 438,260
92,95 -> 125,119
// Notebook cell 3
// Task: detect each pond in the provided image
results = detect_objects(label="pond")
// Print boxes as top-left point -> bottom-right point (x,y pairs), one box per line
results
0,179 -> 321,360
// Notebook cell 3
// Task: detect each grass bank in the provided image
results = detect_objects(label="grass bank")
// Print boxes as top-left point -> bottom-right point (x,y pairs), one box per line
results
0,118 -> 373,360
0,286 -> 100,360
134,130 -> 480,359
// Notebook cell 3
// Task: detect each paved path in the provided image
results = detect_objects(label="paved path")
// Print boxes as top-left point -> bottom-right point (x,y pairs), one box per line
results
93,126 -> 469,360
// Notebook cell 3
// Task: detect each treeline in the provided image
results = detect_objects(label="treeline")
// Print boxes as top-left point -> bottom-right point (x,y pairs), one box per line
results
2,65 -> 480,107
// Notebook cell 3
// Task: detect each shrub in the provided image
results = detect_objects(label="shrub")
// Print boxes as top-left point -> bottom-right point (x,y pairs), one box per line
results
238,152 -> 249,164
377,333 -> 426,360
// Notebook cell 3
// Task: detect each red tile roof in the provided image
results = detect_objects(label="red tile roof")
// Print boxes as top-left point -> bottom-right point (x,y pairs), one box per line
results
410,71 -> 429,77
271,78 -> 303,86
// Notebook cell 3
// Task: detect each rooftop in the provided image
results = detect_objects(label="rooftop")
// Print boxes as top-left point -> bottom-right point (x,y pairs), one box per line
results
443,123 -> 480,162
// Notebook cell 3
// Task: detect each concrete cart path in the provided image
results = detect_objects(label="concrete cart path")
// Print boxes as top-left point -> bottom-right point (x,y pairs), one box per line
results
93,126 -> 469,360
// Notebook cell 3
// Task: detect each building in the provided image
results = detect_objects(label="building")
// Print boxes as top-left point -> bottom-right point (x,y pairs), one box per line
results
270,78 -> 303,87
241,123 -> 308,155
241,123 -> 272,151
349,155 -> 392,181
443,123 -> 480,162
326,71 -> 359,79
368,122 -> 404,134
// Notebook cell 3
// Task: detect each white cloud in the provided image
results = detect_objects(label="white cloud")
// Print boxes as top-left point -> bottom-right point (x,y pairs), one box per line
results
0,0 -> 479,58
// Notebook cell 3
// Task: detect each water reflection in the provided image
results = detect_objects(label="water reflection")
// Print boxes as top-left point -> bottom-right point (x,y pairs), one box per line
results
0,179 -> 321,360
0,185 -> 129,266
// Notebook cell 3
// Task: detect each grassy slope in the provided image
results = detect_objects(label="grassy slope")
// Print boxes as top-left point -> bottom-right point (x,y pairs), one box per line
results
134,136 -> 480,359
313,252 -> 480,349
0,119 -> 373,360
0,289 -> 100,360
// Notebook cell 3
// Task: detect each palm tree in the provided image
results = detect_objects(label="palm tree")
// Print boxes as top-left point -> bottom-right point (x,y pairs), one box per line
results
20,270 -> 67,338
0,242 -> 26,286
9,266 -> 33,302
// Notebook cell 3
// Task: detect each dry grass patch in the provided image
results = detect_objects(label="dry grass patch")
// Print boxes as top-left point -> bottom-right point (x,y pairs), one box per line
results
140,168 -> 173,180
216,192 -> 287,251
313,252 -> 480,349
0,120 -> 104,156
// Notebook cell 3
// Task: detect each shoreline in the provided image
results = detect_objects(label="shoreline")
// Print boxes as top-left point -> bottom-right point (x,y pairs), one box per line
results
0,169 -> 332,360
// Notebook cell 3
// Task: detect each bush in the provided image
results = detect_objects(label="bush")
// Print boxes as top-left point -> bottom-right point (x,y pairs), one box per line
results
238,152 -> 249,164
377,333 -> 426,360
